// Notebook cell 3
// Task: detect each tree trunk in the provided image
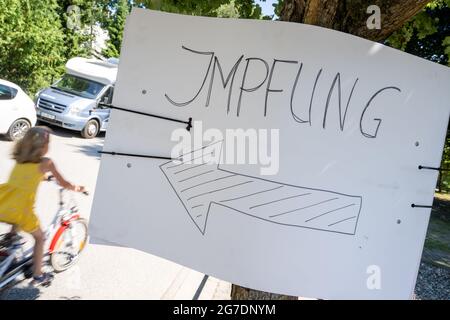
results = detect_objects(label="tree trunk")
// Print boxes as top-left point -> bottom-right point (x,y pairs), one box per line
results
230,0 -> 429,300
279,0 -> 430,42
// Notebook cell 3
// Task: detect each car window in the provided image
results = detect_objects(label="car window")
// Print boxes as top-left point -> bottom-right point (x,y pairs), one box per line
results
52,74 -> 105,99
0,84 -> 18,100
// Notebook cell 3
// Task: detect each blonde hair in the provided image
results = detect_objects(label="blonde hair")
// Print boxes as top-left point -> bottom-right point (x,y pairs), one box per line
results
12,126 -> 52,164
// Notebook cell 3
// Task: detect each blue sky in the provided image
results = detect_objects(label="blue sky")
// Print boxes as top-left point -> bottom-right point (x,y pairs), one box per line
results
257,0 -> 277,17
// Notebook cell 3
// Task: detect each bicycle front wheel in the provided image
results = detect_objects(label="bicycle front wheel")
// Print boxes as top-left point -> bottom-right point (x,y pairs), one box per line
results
50,218 -> 88,272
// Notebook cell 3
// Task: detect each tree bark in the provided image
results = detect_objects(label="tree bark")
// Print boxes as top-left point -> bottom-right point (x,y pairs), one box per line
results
230,0 -> 429,301
279,0 -> 430,42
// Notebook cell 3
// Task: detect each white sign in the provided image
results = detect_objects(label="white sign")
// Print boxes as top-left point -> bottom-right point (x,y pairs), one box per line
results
90,8 -> 450,299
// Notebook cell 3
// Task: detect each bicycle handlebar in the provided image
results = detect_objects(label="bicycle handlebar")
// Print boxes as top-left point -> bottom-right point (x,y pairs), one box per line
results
46,175 -> 89,196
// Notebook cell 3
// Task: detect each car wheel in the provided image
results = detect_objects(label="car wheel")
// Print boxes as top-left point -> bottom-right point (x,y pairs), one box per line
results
6,119 -> 31,141
81,119 -> 99,139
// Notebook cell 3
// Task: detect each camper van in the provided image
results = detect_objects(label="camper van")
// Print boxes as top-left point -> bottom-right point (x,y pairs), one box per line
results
35,57 -> 118,138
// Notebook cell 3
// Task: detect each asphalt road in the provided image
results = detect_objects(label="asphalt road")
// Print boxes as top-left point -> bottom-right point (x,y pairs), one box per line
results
0,126 -> 230,300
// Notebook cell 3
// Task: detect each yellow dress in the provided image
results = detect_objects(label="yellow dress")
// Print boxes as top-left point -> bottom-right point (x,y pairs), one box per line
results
0,163 -> 43,233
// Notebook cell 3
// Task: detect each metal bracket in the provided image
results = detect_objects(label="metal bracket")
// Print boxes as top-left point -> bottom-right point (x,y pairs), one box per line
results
411,204 -> 432,209
98,103 -> 193,131
98,151 -> 174,161
418,165 -> 450,172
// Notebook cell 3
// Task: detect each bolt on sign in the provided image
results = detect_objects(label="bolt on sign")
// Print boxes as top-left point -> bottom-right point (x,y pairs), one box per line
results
90,8 -> 450,299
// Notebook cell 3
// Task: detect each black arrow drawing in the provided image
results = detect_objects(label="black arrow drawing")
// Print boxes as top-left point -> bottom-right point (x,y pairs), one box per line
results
160,141 -> 362,236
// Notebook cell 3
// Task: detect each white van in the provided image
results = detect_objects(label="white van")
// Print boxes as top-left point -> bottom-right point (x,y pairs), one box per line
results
0,79 -> 37,141
36,57 -> 118,138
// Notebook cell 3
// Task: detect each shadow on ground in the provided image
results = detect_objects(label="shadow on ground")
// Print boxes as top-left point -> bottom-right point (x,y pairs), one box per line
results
59,296 -> 82,300
68,142 -> 104,159
0,124 -> 106,141
0,135 -> 12,142
39,123 -> 106,140
0,285 -> 41,300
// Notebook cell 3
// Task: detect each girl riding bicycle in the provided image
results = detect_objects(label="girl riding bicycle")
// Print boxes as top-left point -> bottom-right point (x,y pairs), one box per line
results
0,126 -> 85,286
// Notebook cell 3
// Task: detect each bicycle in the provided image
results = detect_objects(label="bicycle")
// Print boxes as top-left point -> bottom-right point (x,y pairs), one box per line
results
0,177 -> 89,293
